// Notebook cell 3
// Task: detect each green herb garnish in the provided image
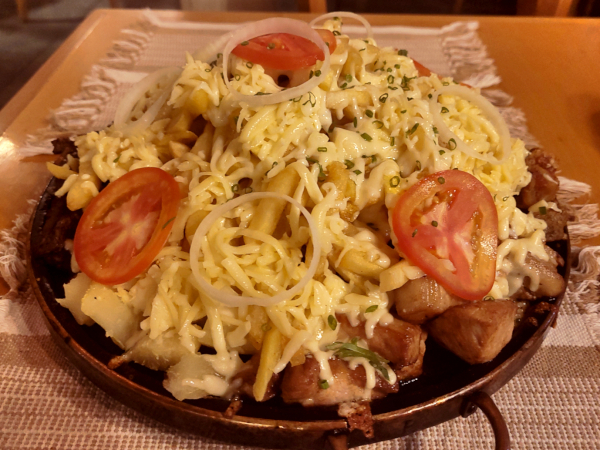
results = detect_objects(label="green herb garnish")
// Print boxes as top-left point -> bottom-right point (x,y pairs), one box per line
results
326,338 -> 390,381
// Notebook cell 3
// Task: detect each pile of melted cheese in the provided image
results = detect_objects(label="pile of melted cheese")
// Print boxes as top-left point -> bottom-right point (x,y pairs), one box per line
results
57,18 -> 549,401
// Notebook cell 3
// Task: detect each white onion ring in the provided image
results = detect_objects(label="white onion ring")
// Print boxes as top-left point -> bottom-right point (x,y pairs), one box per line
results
114,67 -> 180,135
221,18 -> 330,107
309,11 -> 373,39
429,85 -> 512,165
189,192 -> 322,307
192,31 -> 235,63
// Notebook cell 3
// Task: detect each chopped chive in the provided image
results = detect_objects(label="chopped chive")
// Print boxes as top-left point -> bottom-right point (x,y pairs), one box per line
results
398,49 -> 408,56
328,314 -> 337,330
442,81 -> 449,86
439,150 -> 445,155
232,183 -> 239,193
387,67 -> 392,73
539,206 -> 547,215
353,169 -> 362,175
309,70 -> 314,79
234,74 -> 241,81
438,176 -> 445,184
246,62 -> 254,68
406,123 -> 419,136
390,136 -> 395,146
428,93 -> 432,99
333,30 -> 341,36
113,155 -> 120,163
416,160 -> 421,170
317,147 -> 327,152
379,93 -> 389,103
345,74 -> 352,82
388,86 -> 399,90
306,157 -> 318,164
241,41 -> 249,46
433,126 -> 439,135
319,379 -> 329,389
366,109 -> 373,118
315,69 -> 321,77
394,64 -> 400,69
448,138 -> 457,150
390,175 -> 400,187
244,187 -> 253,194
401,109 -> 407,114
353,117 -> 358,128
371,154 -> 377,163
261,323 -> 271,332
373,120 -> 383,129
361,133 -> 372,142
344,159 -> 355,169
365,305 -> 378,313
431,220 -> 438,227
503,196 -> 509,201
441,106 -> 450,113
412,229 -> 418,237
387,75 -> 394,84
162,217 -> 176,229
483,296 -> 495,301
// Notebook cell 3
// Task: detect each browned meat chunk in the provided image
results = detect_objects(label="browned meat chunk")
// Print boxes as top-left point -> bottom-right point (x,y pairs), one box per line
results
428,300 -> 518,364
336,314 -> 425,367
395,331 -> 426,381
390,276 -> 466,324
532,202 -> 574,242
517,148 -> 560,209
281,357 -> 398,406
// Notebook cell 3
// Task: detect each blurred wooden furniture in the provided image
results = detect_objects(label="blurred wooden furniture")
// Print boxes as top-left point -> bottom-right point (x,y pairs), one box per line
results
298,0 -> 328,13
517,0 -> 579,15
15,0 -> 27,21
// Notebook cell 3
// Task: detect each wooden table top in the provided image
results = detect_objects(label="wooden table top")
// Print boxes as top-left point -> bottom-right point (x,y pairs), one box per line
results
1,9 -> 599,295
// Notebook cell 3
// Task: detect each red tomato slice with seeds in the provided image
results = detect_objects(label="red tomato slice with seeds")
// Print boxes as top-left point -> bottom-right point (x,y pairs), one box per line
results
231,29 -> 336,71
74,167 -> 180,285
391,170 -> 498,300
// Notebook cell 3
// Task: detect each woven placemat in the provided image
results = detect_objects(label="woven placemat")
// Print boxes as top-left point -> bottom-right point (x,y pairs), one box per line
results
1,12 -> 599,450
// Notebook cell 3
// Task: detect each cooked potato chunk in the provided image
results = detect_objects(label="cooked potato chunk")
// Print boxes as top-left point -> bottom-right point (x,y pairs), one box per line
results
428,300 -> 517,364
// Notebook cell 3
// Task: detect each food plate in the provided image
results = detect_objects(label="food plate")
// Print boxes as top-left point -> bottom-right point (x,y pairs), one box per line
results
27,172 -> 570,450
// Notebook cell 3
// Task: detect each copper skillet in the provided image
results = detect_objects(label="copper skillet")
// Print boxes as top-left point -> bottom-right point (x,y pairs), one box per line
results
27,174 -> 570,450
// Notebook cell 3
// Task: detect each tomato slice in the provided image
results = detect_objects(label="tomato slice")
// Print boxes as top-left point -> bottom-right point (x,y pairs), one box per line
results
231,29 -> 336,71
391,170 -> 498,300
74,168 -> 180,285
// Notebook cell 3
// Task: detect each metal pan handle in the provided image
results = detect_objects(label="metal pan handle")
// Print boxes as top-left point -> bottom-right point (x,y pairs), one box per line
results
461,391 -> 511,450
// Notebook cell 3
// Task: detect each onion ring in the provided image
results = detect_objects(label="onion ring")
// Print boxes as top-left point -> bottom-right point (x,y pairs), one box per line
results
309,11 -> 373,39
221,18 -> 330,107
429,85 -> 511,165
113,67 -> 180,136
189,192 -> 322,307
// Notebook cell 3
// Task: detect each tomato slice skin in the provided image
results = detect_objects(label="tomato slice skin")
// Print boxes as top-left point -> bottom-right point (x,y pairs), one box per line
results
231,29 -> 336,71
391,170 -> 498,300
74,167 -> 180,285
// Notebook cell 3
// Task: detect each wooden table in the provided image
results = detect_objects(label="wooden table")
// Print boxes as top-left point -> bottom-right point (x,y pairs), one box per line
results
1,9 -> 599,295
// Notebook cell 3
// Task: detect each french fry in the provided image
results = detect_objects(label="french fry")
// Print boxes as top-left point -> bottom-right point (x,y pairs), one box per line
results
46,162 -> 76,180
66,159 -> 101,211
339,249 -> 385,279
246,165 -> 300,242
253,323 -> 282,402
325,161 -> 359,222
246,305 -> 270,351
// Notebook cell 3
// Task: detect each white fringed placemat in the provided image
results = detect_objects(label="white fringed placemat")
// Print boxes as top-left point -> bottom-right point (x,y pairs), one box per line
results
1,11 -> 599,450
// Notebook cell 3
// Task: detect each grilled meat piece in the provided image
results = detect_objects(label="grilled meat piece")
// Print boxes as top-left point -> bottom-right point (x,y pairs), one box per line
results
281,356 -> 398,406
428,300 -> 517,364
517,148 -> 560,209
336,314 -> 425,367
533,203 -> 574,242
395,331 -> 426,381
390,276 -> 466,324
